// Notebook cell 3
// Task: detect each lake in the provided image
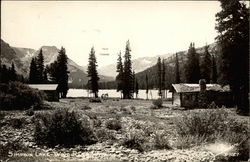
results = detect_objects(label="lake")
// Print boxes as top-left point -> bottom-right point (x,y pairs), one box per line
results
67,89 -> 172,99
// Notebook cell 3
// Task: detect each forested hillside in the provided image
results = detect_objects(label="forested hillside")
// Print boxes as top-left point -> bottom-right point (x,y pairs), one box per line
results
135,43 -> 218,89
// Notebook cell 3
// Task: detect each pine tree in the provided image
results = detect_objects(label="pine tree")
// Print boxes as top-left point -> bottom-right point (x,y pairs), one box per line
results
116,51 -> 124,97
37,49 -> 44,83
161,60 -> 166,98
1,65 -> 9,83
87,47 -> 99,98
146,74 -> 149,100
43,68 -> 48,83
47,62 -> 58,83
175,53 -> 180,83
123,40 -> 133,99
211,55 -> 218,83
185,43 -> 200,83
10,62 -> 17,81
215,0 -> 249,114
200,45 -> 212,83
157,57 -> 162,97
57,47 -> 69,98
132,70 -> 136,98
29,58 -> 38,83
135,79 -> 139,99
0,64 -> 2,83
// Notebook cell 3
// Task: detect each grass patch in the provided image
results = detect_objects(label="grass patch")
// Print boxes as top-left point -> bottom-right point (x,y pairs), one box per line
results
174,109 -> 249,150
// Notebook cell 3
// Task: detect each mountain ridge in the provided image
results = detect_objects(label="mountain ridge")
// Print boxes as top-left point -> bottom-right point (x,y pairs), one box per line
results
98,52 -> 174,78
0,39 -> 113,88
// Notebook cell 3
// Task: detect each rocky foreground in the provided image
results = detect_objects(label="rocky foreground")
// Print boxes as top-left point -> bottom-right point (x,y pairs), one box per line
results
0,98 -> 248,161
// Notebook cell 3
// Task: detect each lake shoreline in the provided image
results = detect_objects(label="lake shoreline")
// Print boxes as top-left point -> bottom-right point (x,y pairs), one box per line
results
67,89 -> 173,99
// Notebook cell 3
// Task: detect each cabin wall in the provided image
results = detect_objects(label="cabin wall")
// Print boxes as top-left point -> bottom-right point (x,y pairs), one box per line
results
172,92 -> 181,106
44,90 -> 59,102
180,92 -> 199,108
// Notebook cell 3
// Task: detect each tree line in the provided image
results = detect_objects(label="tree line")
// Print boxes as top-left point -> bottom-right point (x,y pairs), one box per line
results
147,0 -> 248,114
87,40 -> 139,99
0,62 -> 25,83
29,47 -> 69,98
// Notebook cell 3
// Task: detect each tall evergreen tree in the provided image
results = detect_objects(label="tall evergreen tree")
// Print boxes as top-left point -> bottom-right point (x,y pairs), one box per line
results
215,0 -> 249,114
157,57 -> 162,97
200,45 -> 212,83
185,43 -> 200,83
161,60 -> 166,98
132,70 -> 136,97
1,65 -> 9,83
0,64 -> 2,83
146,74 -> 149,100
47,62 -> 58,83
116,51 -> 124,97
135,79 -> 139,99
29,58 -> 38,83
123,40 -> 133,99
43,68 -> 48,83
211,55 -> 218,83
10,62 -> 17,81
175,53 -> 180,83
57,47 -> 69,98
87,47 -> 99,98
162,60 -> 166,89
37,49 -> 44,83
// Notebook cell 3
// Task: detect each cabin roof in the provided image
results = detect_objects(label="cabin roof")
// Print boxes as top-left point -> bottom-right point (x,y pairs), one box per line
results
28,84 -> 58,91
172,84 -> 230,93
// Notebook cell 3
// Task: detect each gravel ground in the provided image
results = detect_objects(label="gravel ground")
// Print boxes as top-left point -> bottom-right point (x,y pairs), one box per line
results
0,98 -> 247,161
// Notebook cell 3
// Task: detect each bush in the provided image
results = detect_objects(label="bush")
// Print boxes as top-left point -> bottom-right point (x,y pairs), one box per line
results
175,109 -> 228,138
0,111 -> 6,120
130,106 -> 136,112
153,130 -> 171,149
109,107 -> 119,114
106,118 -> 122,131
173,134 -> 208,149
0,82 -> 45,110
93,118 -> 102,127
122,119 -> 161,152
121,106 -> 133,115
34,108 -> 97,147
174,109 -> 249,149
89,98 -> 102,103
95,128 -> 116,142
82,105 -> 92,110
122,129 -> 148,152
122,129 -> 146,152
0,141 -> 28,157
9,118 -> 26,129
25,108 -> 34,116
207,101 -> 219,109
151,98 -> 163,109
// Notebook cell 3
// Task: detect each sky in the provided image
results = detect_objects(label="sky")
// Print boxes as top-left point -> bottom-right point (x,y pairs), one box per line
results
1,1 -> 221,67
